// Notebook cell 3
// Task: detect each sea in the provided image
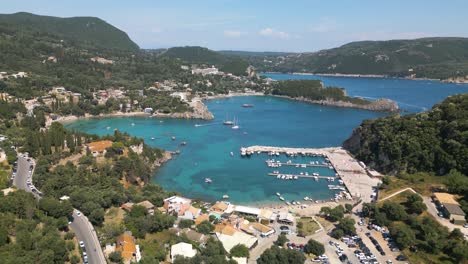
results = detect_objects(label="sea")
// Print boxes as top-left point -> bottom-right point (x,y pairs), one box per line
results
65,74 -> 468,205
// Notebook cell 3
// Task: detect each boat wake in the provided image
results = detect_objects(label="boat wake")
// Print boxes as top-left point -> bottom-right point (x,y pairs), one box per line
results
194,122 -> 220,127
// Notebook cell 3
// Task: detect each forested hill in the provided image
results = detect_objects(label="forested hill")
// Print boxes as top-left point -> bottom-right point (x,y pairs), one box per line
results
343,93 -> 468,176
160,46 -> 250,76
249,37 -> 468,80
0,12 -> 139,51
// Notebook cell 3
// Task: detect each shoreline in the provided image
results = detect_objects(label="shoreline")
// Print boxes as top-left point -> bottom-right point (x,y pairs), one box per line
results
263,71 -> 460,83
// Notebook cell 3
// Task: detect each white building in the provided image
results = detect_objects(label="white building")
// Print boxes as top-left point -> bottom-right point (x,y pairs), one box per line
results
171,242 -> 197,262
191,67 -> 219,76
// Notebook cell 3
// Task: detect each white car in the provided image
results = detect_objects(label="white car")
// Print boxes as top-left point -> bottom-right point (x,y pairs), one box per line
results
79,241 -> 85,248
76,211 -> 82,217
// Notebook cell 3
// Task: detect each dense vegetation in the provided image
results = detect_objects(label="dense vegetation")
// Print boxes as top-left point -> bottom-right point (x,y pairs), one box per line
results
249,37 -> 468,80
344,94 -> 468,176
0,190 -> 76,263
0,12 -> 139,51
270,80 -> 371,105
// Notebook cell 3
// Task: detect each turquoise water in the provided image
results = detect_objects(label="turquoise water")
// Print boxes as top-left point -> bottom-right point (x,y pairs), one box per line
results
264,73 -> 468,112
65,74 -> 468,205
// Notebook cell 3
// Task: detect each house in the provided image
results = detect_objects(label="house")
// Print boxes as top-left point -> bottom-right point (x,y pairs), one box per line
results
116,232 -> 141,263
432,192 -> 466,225
143,108 -> 153,114
121,202 -> 135,212
179,205 -> 201,220
86,140 -> 113,156
171,242 -> 197,262
137,200 -> 155,215
277,212 -> 295,225
164,196 -> 192,215
195,214 -> 210,225
233,205 -> 261,218
191,67 -> 219,76
258,209 -> 276,223
246,222 -> 275,237
215,223 -> 258,252
210,201 -> 230,214
1,187 -> 16,196
90,57 -> 114,64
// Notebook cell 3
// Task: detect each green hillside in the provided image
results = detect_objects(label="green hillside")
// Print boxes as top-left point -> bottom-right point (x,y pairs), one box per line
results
343,93 -> 468,176
251,38 -> 468,80
0,12 -> 139,51
161,46 -> 249,76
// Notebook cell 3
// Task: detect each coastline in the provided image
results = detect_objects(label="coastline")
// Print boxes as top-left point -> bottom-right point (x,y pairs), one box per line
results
264,71 -> 449,82
271,95 -> 399,113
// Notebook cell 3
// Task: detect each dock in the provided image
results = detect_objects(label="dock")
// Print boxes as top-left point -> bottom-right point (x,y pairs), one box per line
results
267,161 -> 332,168
241,146 -> 382,203
268,172 -> 336,180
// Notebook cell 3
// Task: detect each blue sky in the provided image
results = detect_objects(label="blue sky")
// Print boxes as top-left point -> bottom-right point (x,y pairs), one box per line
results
2,0 -> 468,52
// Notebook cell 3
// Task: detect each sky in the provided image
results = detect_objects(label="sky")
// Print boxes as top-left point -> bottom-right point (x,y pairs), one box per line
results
2,0 -> 468,52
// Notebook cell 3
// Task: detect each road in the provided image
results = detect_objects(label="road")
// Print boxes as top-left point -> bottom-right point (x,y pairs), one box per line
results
71,209 -> 107,264
12,154 -> 107,264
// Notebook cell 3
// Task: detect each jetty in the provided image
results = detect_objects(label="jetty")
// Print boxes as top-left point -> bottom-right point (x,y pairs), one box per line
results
241,146 -> 382,203
266,161 -> 332,168
268,172 -> 335,180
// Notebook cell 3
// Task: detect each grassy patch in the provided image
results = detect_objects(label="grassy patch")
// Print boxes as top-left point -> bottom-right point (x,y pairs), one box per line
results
297,217 -> 320,235
137,230 -> 179,262
379,173 -> 446,198
104,207 -> 125,226
404,248 -> 453,264
0,164 -> 11,189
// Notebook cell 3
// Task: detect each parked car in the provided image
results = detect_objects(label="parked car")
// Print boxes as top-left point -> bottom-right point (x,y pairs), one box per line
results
79,241 -> 85,248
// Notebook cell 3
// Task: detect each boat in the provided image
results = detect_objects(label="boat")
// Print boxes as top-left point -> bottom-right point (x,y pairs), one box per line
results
241,104 -> 254,108
279,196 -> 285,201
131,123 -> 135,126
150,137 -> 155,141
204,178 -> 212,183
276,192 -> 281,196
286,201 -> 291,205
171,136 -> 176,140
277,175 -> 281,179
180,141 -> 187,146
293,176 -> 299,180
223,113 -> 234,125
194,124 -> 202,127
231,117 -> 239,130
223,194 -> 229,199
230,152 -> 234,157
304,197 -> 309,201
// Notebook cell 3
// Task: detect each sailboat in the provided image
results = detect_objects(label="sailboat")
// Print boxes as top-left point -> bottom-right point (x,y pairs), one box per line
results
223,113 -> 234,125
231,117 -> 239,130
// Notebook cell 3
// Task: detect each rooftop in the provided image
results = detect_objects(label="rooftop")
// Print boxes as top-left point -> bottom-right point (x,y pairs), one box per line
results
443,203 -> 466,216
171,242 -> 197,262
433,192 -> 459,205
116,233 -> 137,260
87,140 -> 113,152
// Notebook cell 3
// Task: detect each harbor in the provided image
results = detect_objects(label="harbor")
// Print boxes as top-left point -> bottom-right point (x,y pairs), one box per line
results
241,146 -> 381,204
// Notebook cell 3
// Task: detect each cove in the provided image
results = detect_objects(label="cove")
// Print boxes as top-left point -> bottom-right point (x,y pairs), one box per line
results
65,74 -> 468,205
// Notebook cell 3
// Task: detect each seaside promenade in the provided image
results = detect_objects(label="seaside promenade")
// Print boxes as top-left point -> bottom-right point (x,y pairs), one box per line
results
242,146 -> 381,204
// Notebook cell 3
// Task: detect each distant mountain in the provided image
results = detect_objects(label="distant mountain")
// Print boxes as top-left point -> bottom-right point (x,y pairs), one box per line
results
160,46 -> 249,76
219,50 -> 294,57
249,37 -> 468,80
0,12 -> 139,51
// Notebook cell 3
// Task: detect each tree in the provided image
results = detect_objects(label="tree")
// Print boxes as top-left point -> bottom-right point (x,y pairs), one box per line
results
70,255 -> 80,264
381,201 -> 408,221
257,246 -> 305,264
405,194 -> 426,214
230,244 -> 249,258
197,220 -> 214,235
344,204 -> 353,213
178,219 -> 194,229
275,234 -> 289,246
449,228 -> 464,240
337,217 -> 356,235
303,239 -> 325,256
109,251 -> 122,263
389,223 -> 416,249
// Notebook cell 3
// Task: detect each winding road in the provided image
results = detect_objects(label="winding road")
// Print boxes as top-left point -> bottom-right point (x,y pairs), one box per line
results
12,154 -> 106,264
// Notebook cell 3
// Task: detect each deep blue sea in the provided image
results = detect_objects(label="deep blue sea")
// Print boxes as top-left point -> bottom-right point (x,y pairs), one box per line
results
65,74 -> 468,205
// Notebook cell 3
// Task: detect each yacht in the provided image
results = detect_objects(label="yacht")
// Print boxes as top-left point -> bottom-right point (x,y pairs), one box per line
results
276,192 -> 281,196
223,113 -> 234,125
150,137 -> 155,141
231,117 -> 239,130
279,196 -> 285,201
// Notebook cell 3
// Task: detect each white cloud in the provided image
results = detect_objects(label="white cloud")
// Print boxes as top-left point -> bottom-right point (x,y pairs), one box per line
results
259,28 -> 290,39
223,30 -> 244,38
309,17 -> 338,33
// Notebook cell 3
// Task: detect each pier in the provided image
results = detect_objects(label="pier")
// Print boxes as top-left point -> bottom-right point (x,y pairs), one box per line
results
268,172 -> 336,180
241,146 -> 382,203
266,161 -> 332,168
